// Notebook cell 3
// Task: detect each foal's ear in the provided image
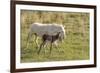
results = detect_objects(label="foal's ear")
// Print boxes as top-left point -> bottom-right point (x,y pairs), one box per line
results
58,32 -> 61,34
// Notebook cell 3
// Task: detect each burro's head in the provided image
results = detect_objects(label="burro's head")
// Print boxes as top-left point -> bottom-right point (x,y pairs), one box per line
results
58,25 -> 66,41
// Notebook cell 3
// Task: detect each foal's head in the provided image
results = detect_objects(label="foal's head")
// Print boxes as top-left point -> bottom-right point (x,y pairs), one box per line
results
52,32 -> 60,42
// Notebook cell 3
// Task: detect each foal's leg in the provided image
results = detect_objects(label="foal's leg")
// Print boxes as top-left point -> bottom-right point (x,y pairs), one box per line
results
38,41 -> 46,54
50,43 -> 53,54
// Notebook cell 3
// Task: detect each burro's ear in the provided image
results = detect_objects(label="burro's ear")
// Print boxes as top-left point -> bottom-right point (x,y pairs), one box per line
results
63,25 -> 66,28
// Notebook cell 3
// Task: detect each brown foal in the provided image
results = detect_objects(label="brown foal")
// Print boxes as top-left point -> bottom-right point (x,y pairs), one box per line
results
38,32 -> 61,54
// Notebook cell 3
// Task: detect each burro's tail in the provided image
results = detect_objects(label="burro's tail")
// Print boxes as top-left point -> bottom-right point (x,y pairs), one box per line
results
25,31 -> 32,49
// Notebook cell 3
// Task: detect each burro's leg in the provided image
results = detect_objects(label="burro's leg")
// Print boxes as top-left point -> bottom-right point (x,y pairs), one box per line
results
34,34 -> 38,48
25,32 -> 32,49
54,41 -> 59,51
54,41 -> 64,53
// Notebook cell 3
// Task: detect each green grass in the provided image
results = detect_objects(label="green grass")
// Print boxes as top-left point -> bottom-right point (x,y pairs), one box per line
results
20,10 -> 90,63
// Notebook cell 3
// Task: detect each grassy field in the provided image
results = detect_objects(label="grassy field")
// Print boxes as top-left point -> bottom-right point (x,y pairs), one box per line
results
21,10 -> 90,63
